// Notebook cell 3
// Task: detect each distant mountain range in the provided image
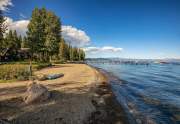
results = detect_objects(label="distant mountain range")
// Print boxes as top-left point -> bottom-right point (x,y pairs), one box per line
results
86,58 -> 180,61
85,58 -> 180,64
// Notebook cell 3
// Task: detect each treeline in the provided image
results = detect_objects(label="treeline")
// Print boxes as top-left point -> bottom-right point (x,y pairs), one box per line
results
0,8 -> 85,62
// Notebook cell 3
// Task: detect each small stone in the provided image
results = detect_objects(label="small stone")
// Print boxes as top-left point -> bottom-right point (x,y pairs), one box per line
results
97,97 -> 105,105
93,93 -> 100,97
102,94 -> 111,99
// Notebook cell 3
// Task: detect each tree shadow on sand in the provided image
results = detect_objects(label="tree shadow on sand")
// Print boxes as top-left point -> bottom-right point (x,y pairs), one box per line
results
0,87 -> 95,124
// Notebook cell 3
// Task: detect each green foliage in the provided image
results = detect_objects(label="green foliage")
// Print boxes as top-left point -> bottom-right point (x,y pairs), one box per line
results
0,30 -> 21,60
0,64 -> 30,80
21,36 -> 29,48
0,10 -> 6,41
58,38 -> 85,62
0,7 -> 86,63
59,38 -> 67,61
78,48 -> 85,60
27,8 -> 46,54
27,8 -> 61,62
35,63 -> 52,70
26,7 -> 85,62
0,10 -> 7,61
45,10 -> 61,56
72,47 -> 79,61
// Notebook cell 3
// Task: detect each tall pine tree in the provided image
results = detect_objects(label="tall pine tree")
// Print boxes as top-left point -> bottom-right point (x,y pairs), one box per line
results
2,30 -> 21,60
0,10 -> 7,61
27,8 -> 61,62
45,10 -> 61,61
59,38 -> 67,61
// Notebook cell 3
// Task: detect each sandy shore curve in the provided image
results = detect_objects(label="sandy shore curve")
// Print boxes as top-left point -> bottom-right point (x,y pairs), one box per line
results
0,64 -> 128,124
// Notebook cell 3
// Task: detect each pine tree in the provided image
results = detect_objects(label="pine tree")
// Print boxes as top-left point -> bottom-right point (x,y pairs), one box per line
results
0,10 -> 6,41
69,45 -> 74,61
1,30 -> 21,60
18,35 -> 22,46
72,47 -> 79,61
78,49 -> 85,61
45,10 -> 61,61
0,10 -> 7,61
27,8 -> 46,61
21,36 -> 28,48
64,43 -> 70,60
27,8 -> 61,62
13,30 -> 21,49
59,38 -> 66,61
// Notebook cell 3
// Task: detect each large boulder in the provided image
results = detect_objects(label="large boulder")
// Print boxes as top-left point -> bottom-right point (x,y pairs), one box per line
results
23,82 -> 50,104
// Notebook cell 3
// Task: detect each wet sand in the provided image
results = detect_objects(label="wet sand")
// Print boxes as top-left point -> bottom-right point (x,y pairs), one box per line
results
0,64 -> 128,124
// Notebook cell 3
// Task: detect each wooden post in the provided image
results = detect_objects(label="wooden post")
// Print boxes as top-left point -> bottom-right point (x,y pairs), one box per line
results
28,50 -> 33,81
29,57 -> 32,81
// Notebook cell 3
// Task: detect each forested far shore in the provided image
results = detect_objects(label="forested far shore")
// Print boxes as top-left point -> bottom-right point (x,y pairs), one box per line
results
0,8 -> 85,63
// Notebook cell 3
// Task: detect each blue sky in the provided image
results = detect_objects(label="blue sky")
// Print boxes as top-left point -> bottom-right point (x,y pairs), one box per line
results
1,0 -> 180,59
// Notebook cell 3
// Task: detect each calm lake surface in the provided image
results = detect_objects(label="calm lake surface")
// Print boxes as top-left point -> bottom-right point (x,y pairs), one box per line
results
89,63 -> 180,124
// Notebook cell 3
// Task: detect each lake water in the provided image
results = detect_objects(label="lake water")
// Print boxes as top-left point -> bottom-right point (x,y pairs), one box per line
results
89,63 -> 180,124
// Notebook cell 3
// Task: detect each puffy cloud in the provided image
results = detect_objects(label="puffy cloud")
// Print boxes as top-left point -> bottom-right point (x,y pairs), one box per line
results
4,18 -> 91,47
84,46 -> 123,53
5,17 -> 29,36
101,46 -> 123,52
0,0 -> 13,11
62,25 -> 90,47
83,47 -> 100,53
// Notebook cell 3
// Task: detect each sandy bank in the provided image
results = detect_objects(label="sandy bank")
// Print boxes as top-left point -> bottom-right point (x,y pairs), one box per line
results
0,64 -> 128,124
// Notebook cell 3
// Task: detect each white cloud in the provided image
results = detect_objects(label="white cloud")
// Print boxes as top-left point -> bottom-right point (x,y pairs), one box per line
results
0,0 -> 13,11
83,47 -> 100,53
62,25 -> 90,47
4,18 -> 91,47
19,13 -> 27,19
5,17 -> 29,36
101,46 -> 123,52
84,46 -> 123,53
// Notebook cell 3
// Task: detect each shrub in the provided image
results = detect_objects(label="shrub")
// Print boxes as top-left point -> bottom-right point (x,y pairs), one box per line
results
0,64 -> 30,80
35,63 -> 52,70
51,60 -> 65,64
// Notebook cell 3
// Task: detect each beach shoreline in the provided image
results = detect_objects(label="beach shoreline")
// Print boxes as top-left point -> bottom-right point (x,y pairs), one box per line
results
0,64 -> 128,124
88,65 -> 129,124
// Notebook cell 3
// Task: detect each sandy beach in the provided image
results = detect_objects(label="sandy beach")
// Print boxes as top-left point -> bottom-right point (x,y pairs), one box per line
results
0,64 -> 128,124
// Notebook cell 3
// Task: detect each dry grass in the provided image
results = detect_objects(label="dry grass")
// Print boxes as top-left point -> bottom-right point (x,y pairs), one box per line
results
0,64 -> 30,81
0,63 -> 52,82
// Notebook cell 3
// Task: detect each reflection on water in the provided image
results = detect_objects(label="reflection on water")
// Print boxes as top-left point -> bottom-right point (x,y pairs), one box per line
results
90,63 -> 180,124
